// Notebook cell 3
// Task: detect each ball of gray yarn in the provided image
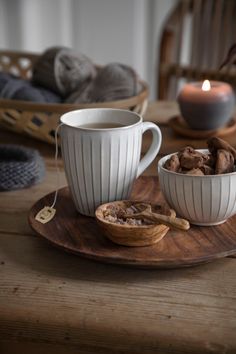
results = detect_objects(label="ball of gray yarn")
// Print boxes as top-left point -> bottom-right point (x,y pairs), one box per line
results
66,63 -> 142,104
32,46 -> 97,97
0,145 -> 45,191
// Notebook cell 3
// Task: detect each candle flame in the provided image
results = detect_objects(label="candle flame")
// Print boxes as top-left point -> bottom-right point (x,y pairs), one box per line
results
202,80 -> 211,91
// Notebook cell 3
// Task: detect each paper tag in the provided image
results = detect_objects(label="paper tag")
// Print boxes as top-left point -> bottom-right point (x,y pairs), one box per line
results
35,206 -> 56,224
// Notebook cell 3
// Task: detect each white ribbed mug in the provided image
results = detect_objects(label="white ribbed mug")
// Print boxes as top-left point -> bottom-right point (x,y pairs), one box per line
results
60,108 -> 162,216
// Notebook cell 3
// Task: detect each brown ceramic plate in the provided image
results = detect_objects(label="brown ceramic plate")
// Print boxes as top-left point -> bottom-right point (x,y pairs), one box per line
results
28,177 -> 236,269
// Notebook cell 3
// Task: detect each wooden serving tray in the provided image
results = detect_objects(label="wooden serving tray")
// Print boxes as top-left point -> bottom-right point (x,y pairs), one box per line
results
28,176 -> 236,269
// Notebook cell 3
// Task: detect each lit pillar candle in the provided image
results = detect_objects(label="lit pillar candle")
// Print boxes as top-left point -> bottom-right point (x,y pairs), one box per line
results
177,80 -> 235,130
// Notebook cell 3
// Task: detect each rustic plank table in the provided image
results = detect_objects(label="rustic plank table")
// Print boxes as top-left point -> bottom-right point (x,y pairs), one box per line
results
1,101 -> 236,354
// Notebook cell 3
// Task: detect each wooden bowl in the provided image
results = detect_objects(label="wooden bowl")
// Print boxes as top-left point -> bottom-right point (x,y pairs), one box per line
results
95,200 -> 176,247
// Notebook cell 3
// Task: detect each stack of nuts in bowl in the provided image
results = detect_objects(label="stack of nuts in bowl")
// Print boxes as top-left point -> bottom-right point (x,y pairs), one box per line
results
164,137 -> 236,176
158,137 -> 236,226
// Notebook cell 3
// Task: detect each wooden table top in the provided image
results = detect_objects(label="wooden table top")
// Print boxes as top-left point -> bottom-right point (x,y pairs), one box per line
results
1,101 -> 236,354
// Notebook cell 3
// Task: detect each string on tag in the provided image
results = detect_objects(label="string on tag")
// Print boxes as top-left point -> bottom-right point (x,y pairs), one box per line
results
35,123 -> 64,224
50,123 -> 63,208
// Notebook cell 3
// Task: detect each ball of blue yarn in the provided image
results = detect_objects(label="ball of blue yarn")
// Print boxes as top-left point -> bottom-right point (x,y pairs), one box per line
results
0,72 -> 61,103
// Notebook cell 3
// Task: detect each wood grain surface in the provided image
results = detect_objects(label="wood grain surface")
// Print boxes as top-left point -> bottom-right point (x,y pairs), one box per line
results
29,176 -> 236,268
1,101 -> 236,354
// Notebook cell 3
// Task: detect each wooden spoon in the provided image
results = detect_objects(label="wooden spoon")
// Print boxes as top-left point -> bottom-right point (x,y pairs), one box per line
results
123,203 -> 190,231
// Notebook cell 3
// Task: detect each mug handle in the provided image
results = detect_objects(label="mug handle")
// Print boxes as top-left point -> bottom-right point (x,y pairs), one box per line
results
137,122 -> 162,177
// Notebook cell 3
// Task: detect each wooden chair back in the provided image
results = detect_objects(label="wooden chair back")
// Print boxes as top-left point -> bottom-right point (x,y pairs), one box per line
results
157,0 -> 236,100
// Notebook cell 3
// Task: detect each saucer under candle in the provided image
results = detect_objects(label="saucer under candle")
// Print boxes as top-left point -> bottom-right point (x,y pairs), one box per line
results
177,80 -> 235,130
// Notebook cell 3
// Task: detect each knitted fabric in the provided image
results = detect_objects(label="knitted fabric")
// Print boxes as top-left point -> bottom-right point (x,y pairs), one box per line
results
0,145 -> 45,191
0,72 -> 61,103
32,46 -> 97,97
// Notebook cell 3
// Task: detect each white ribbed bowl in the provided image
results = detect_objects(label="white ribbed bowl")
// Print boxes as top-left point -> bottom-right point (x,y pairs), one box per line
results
158,149 -> 236,226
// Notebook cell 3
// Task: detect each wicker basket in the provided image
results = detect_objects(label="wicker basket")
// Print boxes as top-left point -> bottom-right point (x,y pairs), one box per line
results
0,50 -> 149,144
